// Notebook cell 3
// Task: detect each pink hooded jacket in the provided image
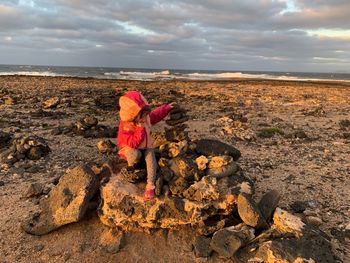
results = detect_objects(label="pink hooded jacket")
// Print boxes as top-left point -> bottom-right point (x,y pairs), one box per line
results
117,91 -> 172,159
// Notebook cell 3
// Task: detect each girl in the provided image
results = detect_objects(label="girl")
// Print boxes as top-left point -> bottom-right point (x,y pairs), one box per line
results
117,91 -> 173,200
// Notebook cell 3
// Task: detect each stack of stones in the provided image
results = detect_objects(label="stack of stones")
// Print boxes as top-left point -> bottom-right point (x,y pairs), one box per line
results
1,135 -> 51,164
51,116 -> 117,138
164,105 -> 189,142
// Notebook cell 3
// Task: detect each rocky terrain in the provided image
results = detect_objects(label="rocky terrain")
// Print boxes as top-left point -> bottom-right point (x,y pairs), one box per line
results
0,76 -> 349,262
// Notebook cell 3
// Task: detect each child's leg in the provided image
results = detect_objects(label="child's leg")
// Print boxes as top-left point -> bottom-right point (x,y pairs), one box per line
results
125,148 -> 142,167
144,148 -> 157,189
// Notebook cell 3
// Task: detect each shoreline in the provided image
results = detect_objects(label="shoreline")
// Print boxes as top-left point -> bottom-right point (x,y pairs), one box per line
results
1,75 -> 350,87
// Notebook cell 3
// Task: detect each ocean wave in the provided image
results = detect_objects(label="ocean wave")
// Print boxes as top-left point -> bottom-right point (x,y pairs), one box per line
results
0,71 -> 62,77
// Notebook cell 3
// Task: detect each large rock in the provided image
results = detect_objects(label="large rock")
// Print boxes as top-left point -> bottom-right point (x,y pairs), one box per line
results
210,224 -> 255,258
258,189 -> 280,222
98,171 -> 254,230
22,165 -> 99,235
195,139 -> 241,161
237,193 -> 267,228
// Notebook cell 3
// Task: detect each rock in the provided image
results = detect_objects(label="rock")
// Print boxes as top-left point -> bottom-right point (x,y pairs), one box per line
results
159,140 -> 188,158
196,219 -> 226,236
21,165 -> 99,235
96,140 -> 117,154
195,155 -> 209,170
210,224 -> 255,258
165,116 -> 189,126
99,171 -> 250,230
250,237 -> 335,263
306,216 -> 322,226
207,162 -> 239,178
99,229 -> 125,254
290,200 -> 309,213
208,155 -> 233,169
159,166 -> 174,182
237,193 -> 267,228
272,208 -> 305,237
83,116 -> 98,127
165,125 -> 189,142
43,97 -> 60,109
168,176 -> 190,196
258,190 -> 280,222
193,236 -> 212,258
168,156 -> 198,181
24,182 -> 43,198
3,96 -> 16,105
183,176 -> 220,201
26,146 -> 50,160
195,139 -> 241,161
0,180 -> 5,186
0,131 -> 12,149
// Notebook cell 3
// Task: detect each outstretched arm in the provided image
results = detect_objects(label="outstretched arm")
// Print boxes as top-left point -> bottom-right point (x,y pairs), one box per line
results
149,104 -> 172,125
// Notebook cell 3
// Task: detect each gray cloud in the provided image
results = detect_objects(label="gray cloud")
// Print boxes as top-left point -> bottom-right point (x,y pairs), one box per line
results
0,0 -> 349,72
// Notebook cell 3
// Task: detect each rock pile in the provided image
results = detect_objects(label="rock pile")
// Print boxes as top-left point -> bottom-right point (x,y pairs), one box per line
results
19,105 -> 336,261
1,135 -> 50,164
51,116 -> 117,138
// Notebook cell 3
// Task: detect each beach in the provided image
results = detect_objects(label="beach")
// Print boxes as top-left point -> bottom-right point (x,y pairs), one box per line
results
0,76 -> 349,262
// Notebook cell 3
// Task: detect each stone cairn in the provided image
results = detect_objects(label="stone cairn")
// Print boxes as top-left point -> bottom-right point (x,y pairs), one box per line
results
51,115 -> 117,138
21,106 -> 336,261
1,135 -> 51,164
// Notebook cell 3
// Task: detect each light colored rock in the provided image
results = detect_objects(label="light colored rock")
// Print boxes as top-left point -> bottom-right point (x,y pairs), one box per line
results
208,155 -> 233,169
42,97 -> 60,109
99,172 -> 249,230
272,208 -> 305,237
207,162 -> 239,178
22,165 -> 99,235
211,224 -> 255,258
195,155 -> 209,170
237,193 -> 267,228
306,216 -> 322,226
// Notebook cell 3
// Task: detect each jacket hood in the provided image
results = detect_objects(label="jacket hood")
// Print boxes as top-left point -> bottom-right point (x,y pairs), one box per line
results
119,91 -> 149,122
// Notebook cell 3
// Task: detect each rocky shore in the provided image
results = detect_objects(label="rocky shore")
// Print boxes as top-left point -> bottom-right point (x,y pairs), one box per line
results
0,76 -> 349,262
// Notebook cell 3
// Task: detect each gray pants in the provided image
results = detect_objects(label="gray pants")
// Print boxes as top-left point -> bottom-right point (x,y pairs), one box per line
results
125,148 -> 157,189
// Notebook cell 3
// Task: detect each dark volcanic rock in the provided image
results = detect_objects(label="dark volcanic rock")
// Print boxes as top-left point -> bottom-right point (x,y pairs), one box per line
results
210,224 -> 254,258
0,131 -> 12,149
290,200 -> 309,213
195,139 -> 241,161
258,190 -> 280,222
21,165 -> 99,235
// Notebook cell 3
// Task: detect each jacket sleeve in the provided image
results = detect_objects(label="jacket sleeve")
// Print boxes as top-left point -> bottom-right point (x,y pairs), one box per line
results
119,125 -> 146,149
149,104 -> 172,125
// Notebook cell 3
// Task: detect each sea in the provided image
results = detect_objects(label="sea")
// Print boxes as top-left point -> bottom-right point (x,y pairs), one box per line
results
0,64 -> 349,82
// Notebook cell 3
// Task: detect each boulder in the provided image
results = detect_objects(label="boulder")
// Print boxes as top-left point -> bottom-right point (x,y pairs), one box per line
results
195,139 -> 241,161
210,224 -> 255,258
22,165 -> 99,235
98,170 -> 253,230
258,189 -> 280,222
237,193 -> 267,228
207,161 -> 239,178
272,208 -> 305,237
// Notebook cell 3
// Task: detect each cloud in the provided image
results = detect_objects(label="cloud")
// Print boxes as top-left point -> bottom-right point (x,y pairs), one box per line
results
0,0 -> 349,71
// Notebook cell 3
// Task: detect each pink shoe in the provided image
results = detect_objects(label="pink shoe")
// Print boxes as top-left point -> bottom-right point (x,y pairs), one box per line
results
143,188 -> 155,201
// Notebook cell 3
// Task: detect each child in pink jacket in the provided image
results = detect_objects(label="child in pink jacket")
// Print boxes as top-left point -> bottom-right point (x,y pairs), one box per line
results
117,91 -> 172,200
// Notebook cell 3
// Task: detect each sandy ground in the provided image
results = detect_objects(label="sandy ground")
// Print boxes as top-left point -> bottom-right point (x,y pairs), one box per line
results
0,76 -> 349,262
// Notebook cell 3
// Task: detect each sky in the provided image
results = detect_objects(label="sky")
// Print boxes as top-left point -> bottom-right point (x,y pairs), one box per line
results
0,0 -> 350,72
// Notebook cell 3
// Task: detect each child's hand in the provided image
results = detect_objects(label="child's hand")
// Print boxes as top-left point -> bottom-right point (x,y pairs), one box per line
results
169,102 -> 178,109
